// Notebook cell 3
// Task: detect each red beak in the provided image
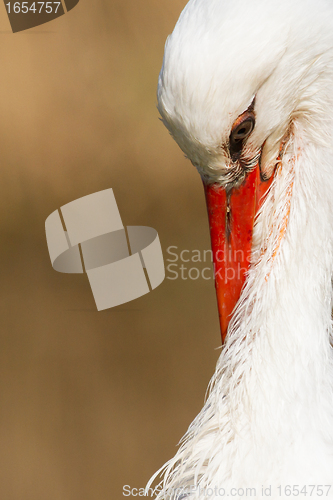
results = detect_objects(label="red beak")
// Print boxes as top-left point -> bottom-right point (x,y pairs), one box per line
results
204,164 -> 274,342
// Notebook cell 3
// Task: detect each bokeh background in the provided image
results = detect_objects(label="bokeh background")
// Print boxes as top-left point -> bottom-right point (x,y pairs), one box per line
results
0,2 -> 222,498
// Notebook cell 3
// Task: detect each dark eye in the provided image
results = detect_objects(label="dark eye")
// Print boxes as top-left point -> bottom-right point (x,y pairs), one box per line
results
229,114 -> 255,159
231,119 -> 254,142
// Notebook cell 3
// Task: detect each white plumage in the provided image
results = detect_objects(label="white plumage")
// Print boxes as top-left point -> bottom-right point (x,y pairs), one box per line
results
148,0 -> 333,498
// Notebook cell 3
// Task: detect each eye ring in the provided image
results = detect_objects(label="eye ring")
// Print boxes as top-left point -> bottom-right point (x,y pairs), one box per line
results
231,118 -> 254,143
229,111 -> 255,159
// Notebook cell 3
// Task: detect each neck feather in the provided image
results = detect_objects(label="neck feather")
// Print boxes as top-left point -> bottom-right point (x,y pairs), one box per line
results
150,123 -> 333,497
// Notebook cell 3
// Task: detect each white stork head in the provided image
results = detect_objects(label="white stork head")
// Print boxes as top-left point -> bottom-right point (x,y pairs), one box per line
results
157,0 -> 333,340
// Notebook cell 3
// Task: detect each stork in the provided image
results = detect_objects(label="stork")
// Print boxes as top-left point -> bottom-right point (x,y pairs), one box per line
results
147,0 -> 333,498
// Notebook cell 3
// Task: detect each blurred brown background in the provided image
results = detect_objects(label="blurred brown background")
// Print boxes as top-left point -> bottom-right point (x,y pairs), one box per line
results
0,2 -> 221,499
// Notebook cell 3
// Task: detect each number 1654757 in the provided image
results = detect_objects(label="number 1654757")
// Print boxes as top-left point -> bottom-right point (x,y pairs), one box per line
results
5,2 -> 61,14
277,485 -> 332,496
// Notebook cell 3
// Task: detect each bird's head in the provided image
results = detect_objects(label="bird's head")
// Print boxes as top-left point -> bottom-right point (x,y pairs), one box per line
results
158,0 -> 333,341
